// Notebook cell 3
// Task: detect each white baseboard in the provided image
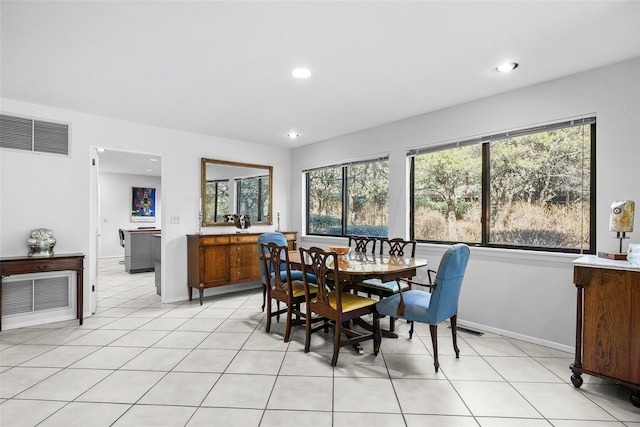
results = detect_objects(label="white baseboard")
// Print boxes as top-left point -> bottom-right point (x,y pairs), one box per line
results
458,319 -> 574,354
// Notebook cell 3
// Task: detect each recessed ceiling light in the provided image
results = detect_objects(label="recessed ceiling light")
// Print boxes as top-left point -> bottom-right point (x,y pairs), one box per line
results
149,158 -> 158,162
496,62 -> 519,73
146,169 -> 153,172
287,132 -> 299,139
291,68 -> 311,79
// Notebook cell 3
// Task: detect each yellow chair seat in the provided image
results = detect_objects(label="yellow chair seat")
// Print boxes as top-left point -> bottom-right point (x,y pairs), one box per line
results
272,280 -> 317,298
312,291 -> 377,312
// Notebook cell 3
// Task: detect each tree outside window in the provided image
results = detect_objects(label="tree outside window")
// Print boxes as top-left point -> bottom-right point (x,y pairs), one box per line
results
205,179 -> 229,223
237,175 -> 269,222
307,158 -> 389,237
412,120 -> 593,253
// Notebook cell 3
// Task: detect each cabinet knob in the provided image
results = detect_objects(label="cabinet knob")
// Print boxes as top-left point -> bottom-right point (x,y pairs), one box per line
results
214,238 -> 219,243
236,271 -> 241,277
236,247 -> 241,252
236,259 -> 241,264
236,237 -> 241,242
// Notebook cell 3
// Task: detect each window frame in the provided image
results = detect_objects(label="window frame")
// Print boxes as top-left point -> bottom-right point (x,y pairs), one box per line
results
409,119 -> 596,254
305,156 -> 390,238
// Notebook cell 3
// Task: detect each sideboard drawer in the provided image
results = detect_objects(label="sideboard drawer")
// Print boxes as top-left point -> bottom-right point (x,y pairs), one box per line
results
230,265 -> 261,282
231,234 -> 260,244
201,235 -> 230,246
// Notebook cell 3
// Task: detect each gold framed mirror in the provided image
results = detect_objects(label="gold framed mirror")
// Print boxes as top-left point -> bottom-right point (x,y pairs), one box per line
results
201,158 -> 273,227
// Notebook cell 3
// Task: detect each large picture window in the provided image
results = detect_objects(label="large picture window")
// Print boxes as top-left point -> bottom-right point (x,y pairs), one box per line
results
306,157 -> 389,237
411,118 -> 595,253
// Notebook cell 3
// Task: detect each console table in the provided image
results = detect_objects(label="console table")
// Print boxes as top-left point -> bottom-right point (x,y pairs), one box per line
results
571,255 -> 640,407
0,253 -> 85,331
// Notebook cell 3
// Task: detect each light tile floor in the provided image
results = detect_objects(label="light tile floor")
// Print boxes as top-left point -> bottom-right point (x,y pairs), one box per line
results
1,258 -> 639,426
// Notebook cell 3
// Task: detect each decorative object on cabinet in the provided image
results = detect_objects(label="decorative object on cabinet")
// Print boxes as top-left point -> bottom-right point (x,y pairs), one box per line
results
599,200 -> 635,260
187,231 -> 297,305
131,187 -> 156,222
234,214 -> 251,230
571,256 -> 640,407
628,244 -> 640,267
201,158 -> 272,227
26,228 -> 56,257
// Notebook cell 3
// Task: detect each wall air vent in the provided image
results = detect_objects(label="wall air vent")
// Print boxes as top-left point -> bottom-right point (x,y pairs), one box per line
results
0,113 -> 70,155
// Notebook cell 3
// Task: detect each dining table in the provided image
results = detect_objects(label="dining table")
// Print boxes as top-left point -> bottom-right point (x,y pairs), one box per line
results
288,248 -> 429,347
288,249 -> 428,284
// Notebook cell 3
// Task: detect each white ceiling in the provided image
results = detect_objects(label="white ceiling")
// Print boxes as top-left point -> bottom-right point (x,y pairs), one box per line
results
2,0 -> 640,152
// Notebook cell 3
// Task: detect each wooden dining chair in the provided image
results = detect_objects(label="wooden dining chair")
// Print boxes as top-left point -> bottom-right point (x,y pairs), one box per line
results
299,246 -> 381,366
375,243 -> 470,372
348,235 -> 378,254
260,241 -> 317,342
257,232 -> 316,312
352,238 -> 418,330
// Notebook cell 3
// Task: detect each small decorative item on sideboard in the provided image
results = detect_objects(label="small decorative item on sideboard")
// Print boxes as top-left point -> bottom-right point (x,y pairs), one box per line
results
627,244 -> 640,267
26,228 -> 56,257
598,200 -> 635,260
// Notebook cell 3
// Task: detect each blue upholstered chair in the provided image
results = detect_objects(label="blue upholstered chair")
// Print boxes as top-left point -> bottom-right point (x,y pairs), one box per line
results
375,243 -> 470,372
257,232 -> 315,312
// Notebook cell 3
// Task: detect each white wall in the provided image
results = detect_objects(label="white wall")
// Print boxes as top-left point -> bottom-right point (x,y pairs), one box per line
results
99,172 -> 162,258
291,58 -> 640,351
0,100 -> 293,314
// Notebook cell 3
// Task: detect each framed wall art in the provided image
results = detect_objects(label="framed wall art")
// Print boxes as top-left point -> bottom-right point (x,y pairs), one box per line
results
131,187 -> 156,222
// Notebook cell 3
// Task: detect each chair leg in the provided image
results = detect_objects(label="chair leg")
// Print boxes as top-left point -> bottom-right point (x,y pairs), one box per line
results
276,301 -> 281,322
304,306 -> 312,353
408,321 -> 414,339
331,321 -> 342,366
284,304 -> 293,343
389,316 -> 396,332
261,283 -> 266,312
265,296 -> 272,333
450,314 -> 460,358
429,324 -> 439,372
373,312 -> 381,356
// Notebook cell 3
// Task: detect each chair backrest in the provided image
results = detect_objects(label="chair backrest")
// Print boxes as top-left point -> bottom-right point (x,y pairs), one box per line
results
428,243 -> 470,323
257,232 -> 288,282
348,236 -> 377,254
260,241 -> 292,294
299,247 -> 342,313
379,238 -> 416,257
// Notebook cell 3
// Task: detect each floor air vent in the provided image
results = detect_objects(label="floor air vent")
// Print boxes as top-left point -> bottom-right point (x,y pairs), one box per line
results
452,325 -> 484,336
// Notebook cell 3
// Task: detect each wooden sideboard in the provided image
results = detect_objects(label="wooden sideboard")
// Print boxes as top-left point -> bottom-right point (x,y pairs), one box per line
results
0,253 -> 84,331
571,256 -> 640,407
187,232 -> 297,305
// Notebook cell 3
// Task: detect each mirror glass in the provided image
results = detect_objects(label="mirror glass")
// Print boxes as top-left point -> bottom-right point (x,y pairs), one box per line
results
201,158 -> 273,227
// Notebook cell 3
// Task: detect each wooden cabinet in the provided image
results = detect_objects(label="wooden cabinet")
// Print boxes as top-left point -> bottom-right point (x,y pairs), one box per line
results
187,232 -> 297,304
571,256 -> 640,407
